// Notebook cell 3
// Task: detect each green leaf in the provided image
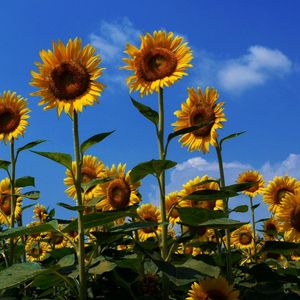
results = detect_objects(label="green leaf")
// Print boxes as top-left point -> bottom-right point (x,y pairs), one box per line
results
253,203 -> 260,210
196,218 -> 247,229
182,189 -> 237,201
82,177 -> 113,193
0,262 -> 46,289
15,176 -> 35,188
130,159 -> 177,183
219,131 -> 246,150
221,182 -> 256,193
63,206 -> 138,232
16,140 -> 46,156
0,220 -> 58,239
177,207 -> 226,226
31,151 -> 72,170
231,205 -> 248,213
110,221 -> 159,233
263,241 -> 300,254
130,97 -> 158,126
57,202 -> 81,211
0,160 -> 10,171
21,190 -> 40,200
80,131 -> 114,154
57,254 -> 75,268
22,204 -> 35,211
89,260 -> 117,275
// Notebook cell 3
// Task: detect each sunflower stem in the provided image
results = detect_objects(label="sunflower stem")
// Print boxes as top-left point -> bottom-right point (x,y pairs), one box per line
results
215,141 -> 233,283
250,196 -> 257,256
9,138 -> 16,265
73,111 -> 87,300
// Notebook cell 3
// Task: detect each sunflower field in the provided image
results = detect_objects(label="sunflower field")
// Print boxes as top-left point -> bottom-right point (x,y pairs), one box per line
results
0,31 -> 299,300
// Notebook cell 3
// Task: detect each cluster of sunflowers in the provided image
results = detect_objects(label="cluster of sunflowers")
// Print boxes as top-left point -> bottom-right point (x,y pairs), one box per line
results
0,31 -> 299,300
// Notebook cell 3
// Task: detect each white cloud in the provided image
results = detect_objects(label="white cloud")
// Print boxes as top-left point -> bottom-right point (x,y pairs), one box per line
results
193,46 -> 292,94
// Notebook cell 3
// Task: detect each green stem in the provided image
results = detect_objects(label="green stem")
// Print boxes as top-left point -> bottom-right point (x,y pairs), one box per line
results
9,138 -> 16,265
250,196 -> 257,255
215,142 -> 233,283
73,111 -> 87,300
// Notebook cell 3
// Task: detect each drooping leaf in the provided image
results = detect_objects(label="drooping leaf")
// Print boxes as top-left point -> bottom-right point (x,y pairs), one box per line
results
197,218 -> 247,229
221,182 -> 256,193
253,203 -> 260,210
21,190 -> 40,200
231,205 -> 249,213
0,160 -> 10,172
0,220 -> 58,239
80,131 -> 114,155
219,131 -> 246,150
182,189 -> 237,201
16,140 -> 46,157
15,176 -> 35,188
130,159 -> 177,183
31,151 -> 72,170
130,97 -> 159,126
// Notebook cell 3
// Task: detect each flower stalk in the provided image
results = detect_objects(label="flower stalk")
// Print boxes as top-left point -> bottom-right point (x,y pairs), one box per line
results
249,196 -> 257,255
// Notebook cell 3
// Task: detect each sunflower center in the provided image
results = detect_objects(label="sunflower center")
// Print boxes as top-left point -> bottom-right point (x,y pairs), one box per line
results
290,205 -> 300,232
29,246 -> 43,258
276,188 -> 289,204
245,180 -> 259,193
207,289 -> 227,300
265,223 -> 277,233
0,108 -> 21,134
49,61 -> 90,100
107,178 -> 131,209
81,166 -> 97,183
0,191 -> 11,215
138,48 -> 177,81
189,108 -> 214,137
238,231 -> 252,245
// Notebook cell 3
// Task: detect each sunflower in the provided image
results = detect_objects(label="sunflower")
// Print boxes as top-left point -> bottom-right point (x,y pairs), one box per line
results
176,243 -> 201,257
0,91 -> 30,143
0,178 -> 22,225
230,224 -> 254,250
25,240 -> 51,262
122,31 -> 192,96
179,175 -> 223,211
173,87 -> 226,153
263,175 -> 300,213
49,225 -> 68,249
276,191 -> 300,242
263,217 -> 279,240
166,191 -> 185,226
33,204 -> 48,222
26,221 -> 50,241
95,163 -> 141,211
64,155 -> 106,202
137,204 -> 162,241
237,170 -> 264,198
31,38 -> 105,116
186,276 -> 240,300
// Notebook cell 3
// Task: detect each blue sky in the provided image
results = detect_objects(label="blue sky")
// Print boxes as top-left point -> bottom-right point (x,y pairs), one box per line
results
0,0 -> 299,225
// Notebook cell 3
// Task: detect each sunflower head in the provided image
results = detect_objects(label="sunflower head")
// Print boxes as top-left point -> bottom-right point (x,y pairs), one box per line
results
263,175 -> 300,213
230,224 -> 254,250
263,217 -> 279,240
173,87 -> 226,153
0,91 -> 30,143
122,31 -> 192,96
33,204 -> 48,222
237,170 -> 264,197
31,38 -> 105,117
25,240 -> 51,262
186,276 -> 240,300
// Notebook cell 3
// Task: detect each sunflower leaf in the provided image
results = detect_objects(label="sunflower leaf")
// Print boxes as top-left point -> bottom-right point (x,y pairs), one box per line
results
31,151 -> 72,170
219,131 -> 246,150
16,140 -> 46,157
80,131 -> 114,155
15,176 -> 35,188
221,182 -> 256,193
21,190 -> 40,200
230,205 -> 249,213
182,189 -> 238,201
130,97 -> 159,126
81,177 -> 113,193
0,160 -> 11,171
130,159 -> 177,183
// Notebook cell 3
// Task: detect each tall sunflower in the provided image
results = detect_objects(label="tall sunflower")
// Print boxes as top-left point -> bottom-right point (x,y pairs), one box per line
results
173,87 -> 226,153
186,276 -> 240,300
276,191 -> 300,242
122,31 -> 192,96
96,163 -> 141,211
0,91 -> 30,143
25,240 -> 51,262
31,38 -> 105,116
230,224 -> 254,250
179,175 -> 223,211
237,170 -> 264,198
263,175 -> 300,213
0,178 -> 22,225
166,191 -> 186,226
263,217 -> 279,240
137,203 -> 162,241
64,155 -> 106,202
33,204 -> 48,222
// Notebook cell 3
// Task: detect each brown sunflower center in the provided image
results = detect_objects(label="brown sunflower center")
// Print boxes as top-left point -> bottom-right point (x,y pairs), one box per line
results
81,166 -> 97,183
276,188 -> 289,204
107,178 -> 131,209
238,231 -> 252,245
29,246 -> 43,258
49,61 -> 90,100
207,289 -> 227,300
189,108 -> 214,137
0,108 -> 21,134
137,48 -> 177,81
290,205 -> 300,232
265,222 -> 277,233
245,180 -> 259,193
0,191 -> 11,215
52,233 -> 64,245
